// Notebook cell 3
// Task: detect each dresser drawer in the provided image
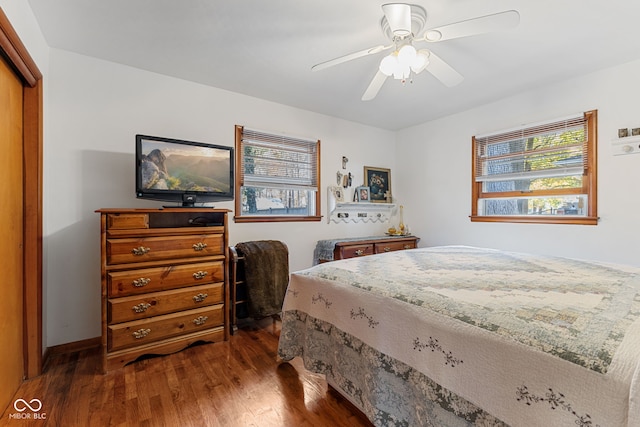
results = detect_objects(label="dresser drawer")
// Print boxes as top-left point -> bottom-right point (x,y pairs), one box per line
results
338,244 -> 374,259
108,282 -> 224,324
107,261 -> 224,297
374,240 -> 417,254
107,213 -> 149,230
106,233 -> 224,265
108,305 -> 224,351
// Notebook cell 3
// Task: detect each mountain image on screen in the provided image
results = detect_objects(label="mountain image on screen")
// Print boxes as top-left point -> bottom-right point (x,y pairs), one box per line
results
140,148 -> 230,193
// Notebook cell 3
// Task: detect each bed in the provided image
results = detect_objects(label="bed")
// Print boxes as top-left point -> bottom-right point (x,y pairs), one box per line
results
277,246 -> 640,426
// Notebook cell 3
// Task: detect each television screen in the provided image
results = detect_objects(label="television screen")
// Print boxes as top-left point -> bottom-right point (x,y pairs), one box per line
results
136,134 -> 234,207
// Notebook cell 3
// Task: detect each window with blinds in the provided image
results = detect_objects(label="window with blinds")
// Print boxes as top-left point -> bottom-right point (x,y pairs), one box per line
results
234,125 -> 321,222
471,110 -> 598,225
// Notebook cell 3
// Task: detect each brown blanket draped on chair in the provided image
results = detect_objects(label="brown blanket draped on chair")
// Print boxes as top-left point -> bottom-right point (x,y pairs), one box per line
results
234,240 -> 289,318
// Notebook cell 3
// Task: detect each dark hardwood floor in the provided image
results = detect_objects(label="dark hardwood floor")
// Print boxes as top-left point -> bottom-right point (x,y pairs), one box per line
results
1,319 -> 372,426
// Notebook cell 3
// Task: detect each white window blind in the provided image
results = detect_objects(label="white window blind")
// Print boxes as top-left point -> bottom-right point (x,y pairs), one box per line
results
240,128 -> 319,191
474,114 -> 589,183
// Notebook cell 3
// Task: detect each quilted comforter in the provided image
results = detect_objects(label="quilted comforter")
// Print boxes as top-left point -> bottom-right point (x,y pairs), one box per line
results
277,246 -> 640,426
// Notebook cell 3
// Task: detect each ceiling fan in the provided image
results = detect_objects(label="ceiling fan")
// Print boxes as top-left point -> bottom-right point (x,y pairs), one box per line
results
312,4 -> 520,101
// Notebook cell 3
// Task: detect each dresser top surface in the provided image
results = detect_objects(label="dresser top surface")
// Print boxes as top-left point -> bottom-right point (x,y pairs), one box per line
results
96,208 -> 230,213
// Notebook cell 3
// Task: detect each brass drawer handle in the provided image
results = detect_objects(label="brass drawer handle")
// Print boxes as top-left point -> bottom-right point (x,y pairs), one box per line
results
132,277 -> 151,287
403,245 -> 412,249
354,249 -> 365,256
192,242 -> 208,251
192,315 -> 208,326
193,293 -> 208,303
383,246 -> 391,252
132,303 -> 151,313
193,271 -> 208,280
132,328 -> 151,339
131,246 -> 150,256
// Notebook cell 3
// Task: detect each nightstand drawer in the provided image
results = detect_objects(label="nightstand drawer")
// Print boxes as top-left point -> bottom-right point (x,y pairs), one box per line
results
108,305 -> 224,351
339,244 -> 374,259
108,282 -> 224,324
106,233 -> 224,265
107,261 -> 224,297
374,240 -> 417,254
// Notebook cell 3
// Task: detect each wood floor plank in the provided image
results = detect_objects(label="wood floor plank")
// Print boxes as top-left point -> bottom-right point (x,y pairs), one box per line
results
0,319 -> 372,426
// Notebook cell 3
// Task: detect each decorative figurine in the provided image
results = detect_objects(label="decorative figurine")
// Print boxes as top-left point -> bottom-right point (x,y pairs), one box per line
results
342,156 -> 349,169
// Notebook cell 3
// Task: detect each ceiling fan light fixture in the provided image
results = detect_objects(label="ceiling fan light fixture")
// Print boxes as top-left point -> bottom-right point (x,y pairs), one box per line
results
393,65 -> 411,80
397,44 -> 417,64
380,46 -> 429,78
379,54 -> 398,76
411,50 -> 430,74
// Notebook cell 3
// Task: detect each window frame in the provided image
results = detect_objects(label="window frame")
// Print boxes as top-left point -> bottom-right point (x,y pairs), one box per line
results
234,125 -> 322,223
470,110 -> 598,225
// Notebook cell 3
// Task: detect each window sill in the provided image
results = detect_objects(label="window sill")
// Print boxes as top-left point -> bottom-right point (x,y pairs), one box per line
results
234,215 -> 322,223
470,215 -> 598,225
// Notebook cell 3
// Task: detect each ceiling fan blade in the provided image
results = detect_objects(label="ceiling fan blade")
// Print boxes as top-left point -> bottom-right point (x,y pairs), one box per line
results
382,3 -> 412,37
425,51 -> 464,87
362,70 -> 388,101
419,10 -> 520,42
311,45 -> 391,72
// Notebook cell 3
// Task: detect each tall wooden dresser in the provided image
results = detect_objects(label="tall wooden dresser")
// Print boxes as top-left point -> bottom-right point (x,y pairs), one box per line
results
97,208 -> 229,372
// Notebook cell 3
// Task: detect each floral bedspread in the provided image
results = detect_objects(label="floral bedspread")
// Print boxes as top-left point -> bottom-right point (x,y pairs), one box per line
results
277,246 -> 640,427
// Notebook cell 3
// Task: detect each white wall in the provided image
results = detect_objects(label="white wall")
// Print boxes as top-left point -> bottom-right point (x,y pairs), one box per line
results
395,59 -> 640,267
44,48 -> 396,346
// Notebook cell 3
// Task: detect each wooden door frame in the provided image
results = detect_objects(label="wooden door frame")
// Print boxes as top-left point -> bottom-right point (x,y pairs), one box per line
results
0,7 -> 44,378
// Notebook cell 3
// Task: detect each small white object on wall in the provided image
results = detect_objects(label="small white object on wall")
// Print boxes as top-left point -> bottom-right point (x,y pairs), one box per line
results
327,187 -> 397,223
612,136 -> 640,156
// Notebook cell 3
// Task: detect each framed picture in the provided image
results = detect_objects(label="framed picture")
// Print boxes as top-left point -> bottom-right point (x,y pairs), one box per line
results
355,186 -> 370,202
364,166 -> 391,203
329,186 -> 345,202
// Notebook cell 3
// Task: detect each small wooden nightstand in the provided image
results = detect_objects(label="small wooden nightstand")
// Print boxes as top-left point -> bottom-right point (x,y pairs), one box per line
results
316,235 -> 420,263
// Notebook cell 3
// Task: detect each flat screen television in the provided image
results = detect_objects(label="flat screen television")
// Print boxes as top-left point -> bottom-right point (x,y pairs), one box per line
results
135,134 -> 234,207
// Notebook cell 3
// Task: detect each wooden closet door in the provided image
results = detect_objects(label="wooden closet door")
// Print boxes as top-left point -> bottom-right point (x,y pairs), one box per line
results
0,55 -> 25,412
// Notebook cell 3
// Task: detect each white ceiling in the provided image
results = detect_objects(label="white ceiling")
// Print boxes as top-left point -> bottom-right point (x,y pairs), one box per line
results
27,0 -> 640,131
